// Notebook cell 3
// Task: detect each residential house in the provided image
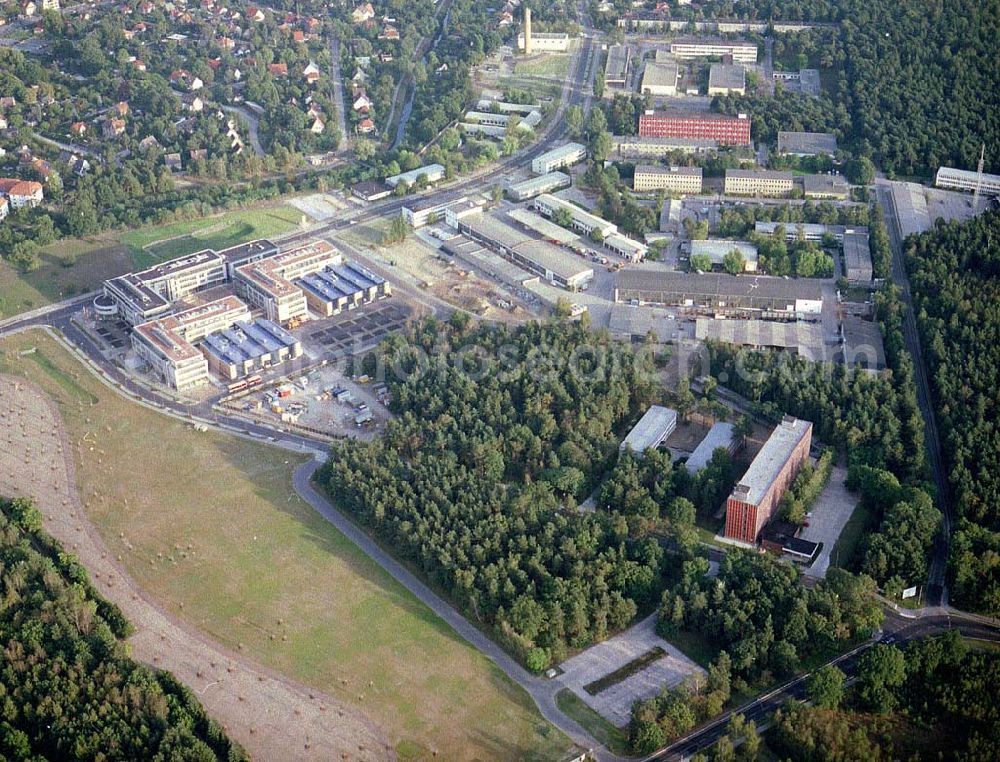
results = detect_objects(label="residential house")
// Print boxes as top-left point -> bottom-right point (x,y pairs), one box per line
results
21,0 -> 37,18
353,92 -> 372,113
309,115 -> 325,134
356,117 -> 376,135
0,197 -> 9,221
0,178 -> 44,208
379,25 -> 399,40
70,121 -> 87,137
268,62 -> 288,77
303,61 -> 320,84
165,152 -> 183,171
115,101 -> 129,118
352,2 -> 375,23
181,93 -> 204,112
102,118 -> 126,138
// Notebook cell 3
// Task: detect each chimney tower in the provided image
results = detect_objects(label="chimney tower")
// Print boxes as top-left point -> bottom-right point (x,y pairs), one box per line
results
523,7 -> 533,54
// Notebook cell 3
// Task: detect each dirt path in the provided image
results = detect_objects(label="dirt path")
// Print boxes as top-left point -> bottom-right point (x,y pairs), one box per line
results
0,374 -> 393,761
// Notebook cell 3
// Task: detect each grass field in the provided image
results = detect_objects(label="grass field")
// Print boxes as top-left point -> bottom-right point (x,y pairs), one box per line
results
829,500 -> 877,571
0,205 -> 305,320
556,689 -> 630,755
515,47 -> 576,79
0,329 -> 572,761
123,205 -> 305,267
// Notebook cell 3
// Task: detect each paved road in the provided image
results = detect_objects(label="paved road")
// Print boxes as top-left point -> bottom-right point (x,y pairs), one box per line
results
648,608 -> 1000,761
328,34 -> 350,151
292,460 -> 614,758
220,105 -> 265,157
876,181 -> 951,606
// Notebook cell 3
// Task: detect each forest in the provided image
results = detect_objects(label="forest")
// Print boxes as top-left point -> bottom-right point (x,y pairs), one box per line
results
0,497 -> 244,761
768,632 -> 1000,761
707,339 -> 937,588
318,317 -> 679,669
905,210 -> 1000,615
714,0 -> 1000,176
630,552 -> 882,753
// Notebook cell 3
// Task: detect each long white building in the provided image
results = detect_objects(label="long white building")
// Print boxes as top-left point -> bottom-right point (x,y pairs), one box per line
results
935,166 -> 1000,197
531,142 -> 587,175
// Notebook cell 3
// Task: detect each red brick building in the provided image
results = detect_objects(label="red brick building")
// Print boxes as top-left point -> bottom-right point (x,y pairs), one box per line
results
724,416 -> 812,543
638,112 -> 751,146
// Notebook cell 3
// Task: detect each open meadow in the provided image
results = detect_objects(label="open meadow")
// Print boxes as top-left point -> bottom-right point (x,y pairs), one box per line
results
0,329 -> 571,761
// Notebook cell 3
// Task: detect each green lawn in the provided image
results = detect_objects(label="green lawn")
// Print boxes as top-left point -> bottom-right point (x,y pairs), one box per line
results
0,330 -> 572,762
124,205 -> 305,267
0,204 -> 306,320
667,629 -> 721,670
515,46 -> 576,79
555,689 -> 631,755
829,500 -> 877,570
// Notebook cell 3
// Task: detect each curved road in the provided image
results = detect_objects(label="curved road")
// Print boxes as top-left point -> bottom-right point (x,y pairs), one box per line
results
292,460 -> 617,759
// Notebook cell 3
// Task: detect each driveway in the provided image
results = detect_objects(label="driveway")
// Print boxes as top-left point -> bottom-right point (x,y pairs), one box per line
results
801,465 -> 857,578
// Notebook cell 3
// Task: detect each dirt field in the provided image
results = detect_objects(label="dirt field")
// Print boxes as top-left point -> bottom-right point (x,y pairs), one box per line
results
0,330 -> 570,761
0,372 -> 389,761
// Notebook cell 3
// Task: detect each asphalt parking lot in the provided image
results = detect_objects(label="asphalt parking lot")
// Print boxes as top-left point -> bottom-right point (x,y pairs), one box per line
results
557,614 -> 704,727
801,464 -> 857,578
305,301 -> 413,356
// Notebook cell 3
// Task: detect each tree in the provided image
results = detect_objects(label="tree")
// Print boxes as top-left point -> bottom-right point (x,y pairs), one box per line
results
807,665 -> 845,709
9,241 -> 39,272
590,129 -> 613,163
857,644 -> 906,713
722,248 -> 746,275
565,105 -> 584,138
690,253 -> 712,272
354,138 -> 377,161
594,69 -> 605,98
845,156 -> 876,185
684,218 -> 709,240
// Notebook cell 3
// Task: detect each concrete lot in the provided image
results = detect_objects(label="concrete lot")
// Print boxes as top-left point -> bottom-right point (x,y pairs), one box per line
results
288,192 -> 352,221
557,614 -> 704,727
801,464 -> 856,578
300,300 -> 416,358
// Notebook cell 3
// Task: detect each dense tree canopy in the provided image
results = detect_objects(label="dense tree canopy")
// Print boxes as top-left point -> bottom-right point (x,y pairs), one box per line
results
906,210 -> 1000,614
318,319 -> 679,668
0,497 -> 243,761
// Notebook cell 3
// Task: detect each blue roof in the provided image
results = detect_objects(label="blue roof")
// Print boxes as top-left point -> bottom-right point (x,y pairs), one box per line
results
201,319 -> 298,366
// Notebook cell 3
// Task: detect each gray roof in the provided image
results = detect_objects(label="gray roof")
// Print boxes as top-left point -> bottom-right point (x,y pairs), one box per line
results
636,164 -> 702,177
615,269 -> 823,302
726,169 -> 794,181
621,405 -> 678,454
605,44 -> 631,81
842,229 -> 872,279
685,422 -> 736,473
803,174 -> 849,195
642,62 -> 679,88
708,63 -> 745,90
694,317 -> 826,355
776,131 -> 837,155
732,417 -> 812,506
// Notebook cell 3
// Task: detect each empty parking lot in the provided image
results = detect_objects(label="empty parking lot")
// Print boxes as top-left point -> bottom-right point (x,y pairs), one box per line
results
557,614 -> 704,727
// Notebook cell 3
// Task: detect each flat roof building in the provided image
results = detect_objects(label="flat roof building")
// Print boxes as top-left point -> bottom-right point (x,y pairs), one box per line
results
669,38 -> 758,63
531,142 -> 587,175
507,171 -> 572,201
604,233 -> 648,262
385,163 -> 446,188
689,239 -> 759,272
352,180 -> 393,202
130,296 -> 253,390
935,166 -> 1000,197
517,31 -> 570,52
217,239 -> 280,279
620,405 -> 678,454
612,135 -> 719,158
754,221 -> 846,242
803,173 -> 850,200
708,63 -> 746,95
401,194 -> 467,228
533,194 -> 618,239
235,240 -> 341,325
685,422 -> 738,473
507,207 -> 579,244
777,131 -> 837,156
725,169 -> 795,197
104,249 -> 228,326
695,318 -> 826,357
843,229 -> 873,285
458,212 -> 594,290
604,44 -> 632,89
614,270 -> 823,320
639,112 -> 751,147
725,416 -> 813,543
640,62 -> 679,96
633,164 -> 703,193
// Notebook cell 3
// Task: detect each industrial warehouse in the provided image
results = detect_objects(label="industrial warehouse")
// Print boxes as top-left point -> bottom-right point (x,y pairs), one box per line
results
614,270 -> 823,321
98,238 -> 392,390
453,211 -> 595,290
